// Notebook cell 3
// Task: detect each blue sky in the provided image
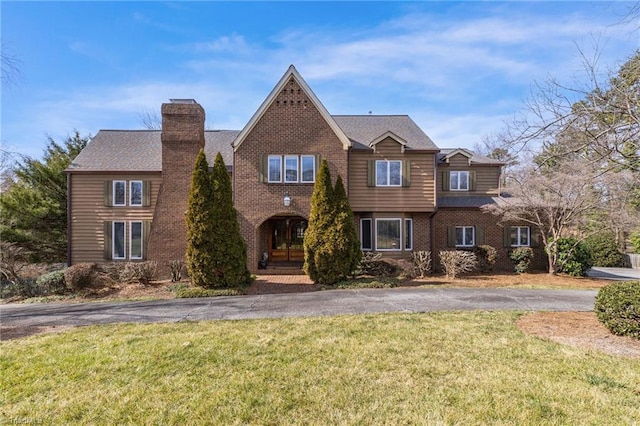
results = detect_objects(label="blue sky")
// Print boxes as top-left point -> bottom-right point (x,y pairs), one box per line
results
2,1 -> 638,161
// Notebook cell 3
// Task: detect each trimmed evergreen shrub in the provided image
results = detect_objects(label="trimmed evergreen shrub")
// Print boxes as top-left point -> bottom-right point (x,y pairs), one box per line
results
36,269 -> 66,294
209,152 -> 250,288
473,245 -> 497,272
584,233 -> 625,267
332,175 -> 362,279
595,281 -> 640,339
64,263 -> 98,290
185,149 -> 217,288
555,237 -> 592,277
509,247 -> 534,273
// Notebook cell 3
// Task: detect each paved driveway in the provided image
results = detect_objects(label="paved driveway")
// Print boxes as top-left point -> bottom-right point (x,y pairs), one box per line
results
588,267 -> 640,281
1,287 -> 597,330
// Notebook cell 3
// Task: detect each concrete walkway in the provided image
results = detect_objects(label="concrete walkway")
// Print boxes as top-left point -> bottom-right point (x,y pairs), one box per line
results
1,287 -> 597,330
587,266 -> 640,281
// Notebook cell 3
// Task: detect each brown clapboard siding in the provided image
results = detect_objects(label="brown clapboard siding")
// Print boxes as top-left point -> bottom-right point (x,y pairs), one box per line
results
348,142 -> 436,212
438,152 -> 501,196
69,173 -> 161,264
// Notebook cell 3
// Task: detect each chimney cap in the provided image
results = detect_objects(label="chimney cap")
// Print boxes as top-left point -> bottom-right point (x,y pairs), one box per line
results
169,98 -> 197,104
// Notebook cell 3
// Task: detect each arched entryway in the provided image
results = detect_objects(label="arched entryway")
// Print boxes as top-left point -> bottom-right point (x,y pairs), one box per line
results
267,216 -> 307,263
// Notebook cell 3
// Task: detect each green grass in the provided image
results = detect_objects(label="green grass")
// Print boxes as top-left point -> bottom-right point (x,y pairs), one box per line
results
2,312 -> 639,425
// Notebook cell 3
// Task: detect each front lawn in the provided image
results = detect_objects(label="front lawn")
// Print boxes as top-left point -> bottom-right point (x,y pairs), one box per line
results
2,312 -> 638,424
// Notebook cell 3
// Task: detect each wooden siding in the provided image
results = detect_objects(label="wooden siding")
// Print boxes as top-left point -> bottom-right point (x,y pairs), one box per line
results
69,173 -> 161,264
438,153 -> 501,196
348,139 -> 436,212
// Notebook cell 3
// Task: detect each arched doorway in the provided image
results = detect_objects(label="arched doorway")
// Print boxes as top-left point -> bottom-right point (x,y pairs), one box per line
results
268,216 -> 307,263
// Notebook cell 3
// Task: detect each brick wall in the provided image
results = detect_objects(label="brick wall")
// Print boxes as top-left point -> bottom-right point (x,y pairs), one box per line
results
234,77 -> 349,273
147,101 -> 205,272
433,208 -> 547,272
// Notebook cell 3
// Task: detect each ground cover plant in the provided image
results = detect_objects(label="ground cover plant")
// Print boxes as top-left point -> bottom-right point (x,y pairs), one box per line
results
2,312 -> 638,425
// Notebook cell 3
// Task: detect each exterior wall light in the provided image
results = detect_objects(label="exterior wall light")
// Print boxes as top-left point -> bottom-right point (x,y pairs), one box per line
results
283,191 -> 291,207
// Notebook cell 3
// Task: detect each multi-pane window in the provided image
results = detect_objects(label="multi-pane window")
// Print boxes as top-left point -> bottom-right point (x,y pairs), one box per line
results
360,218 -> 372,251
455,226 -> 475,247
404,219 -> 413,250
113,181 -> 126,206
284,156 -> 298,183
510,226 -> 530,247
267,155 -> 315,183
130,181 -> 143,206
376,219 -> 401,251
450,171 -> 469,191
301,155 -> 316,183
268,155 -> 282,182
113,221 -> 126,259
376,160 -> 402,187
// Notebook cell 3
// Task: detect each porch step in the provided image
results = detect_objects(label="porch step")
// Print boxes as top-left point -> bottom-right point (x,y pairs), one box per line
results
261,268 -> 306,276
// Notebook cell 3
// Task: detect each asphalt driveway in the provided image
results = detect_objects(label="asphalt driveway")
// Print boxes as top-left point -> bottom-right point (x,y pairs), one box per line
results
1,287 -> 597,330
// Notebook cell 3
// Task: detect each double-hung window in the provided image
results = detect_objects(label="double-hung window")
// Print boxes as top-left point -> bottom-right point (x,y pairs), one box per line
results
450,171 -> 469,191
267,155 -> 315,183
284,155 -> 298,183
113,181 -> 127,206
130,181 -> 143,206
268,155 -> 282,183
376,160 -> 402,187
510,226 -> 530,247
112,221 -> 126,259
301,155 -> 316,183
455,226 -> 475,247
376,218 -> 401,251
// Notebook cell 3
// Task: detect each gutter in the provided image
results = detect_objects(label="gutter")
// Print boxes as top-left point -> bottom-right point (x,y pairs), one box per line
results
66,172 -> 72,267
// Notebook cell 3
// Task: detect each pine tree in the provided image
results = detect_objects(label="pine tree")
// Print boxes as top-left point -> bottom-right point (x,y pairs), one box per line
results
210,152 -> 250,288
303,159 -> 335,282
333,175 -> 362,279
185,149 -> 217,288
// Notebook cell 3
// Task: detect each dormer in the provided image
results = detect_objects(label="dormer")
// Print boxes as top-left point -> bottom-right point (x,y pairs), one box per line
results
369,131 -> 408,153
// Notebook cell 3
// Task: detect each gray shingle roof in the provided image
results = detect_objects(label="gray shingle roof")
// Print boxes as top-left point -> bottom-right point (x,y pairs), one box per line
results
438,148 -> 504,165
67,130 -> 238,172
333,115 -> 438,151
437,196 -> 504,208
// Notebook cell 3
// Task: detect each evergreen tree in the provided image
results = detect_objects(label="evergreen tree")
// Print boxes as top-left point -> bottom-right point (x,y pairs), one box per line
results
303,159 -> 335,282
185,149 -> 217,288
210,152 -> 250,287
333,175 -> 362,279
0,131 -> 88,262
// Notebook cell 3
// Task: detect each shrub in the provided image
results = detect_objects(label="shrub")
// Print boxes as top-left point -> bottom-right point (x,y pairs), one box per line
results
473,245 -> 497,272
583,233 -> 625,267
120,261 -> 157,285
509,247 -> 534,273
555,237 -> 592,277
357,252 -> 397,277
174,287 -> 245,298
439,250 -> 477,280
630,231 -> 640,254
0,278 -> 43,299
411,251 -> 432,278
64,263 -> 98,290
36,269 -> 67,294
595,281 -> 640,339
168,259 -> 185,282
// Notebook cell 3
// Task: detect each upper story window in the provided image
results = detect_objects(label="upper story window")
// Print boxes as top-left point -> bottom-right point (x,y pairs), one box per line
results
450,171 -> 469,191
266,155 -> 316,184
113,181 -> 126,206
105,180 -> 150,207
455,226 -> 475,247
510,226 -> 530,247
376,160 -> 402,187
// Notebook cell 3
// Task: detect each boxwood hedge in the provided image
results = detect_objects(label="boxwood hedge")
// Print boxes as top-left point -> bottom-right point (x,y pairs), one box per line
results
594,281 -> 640,339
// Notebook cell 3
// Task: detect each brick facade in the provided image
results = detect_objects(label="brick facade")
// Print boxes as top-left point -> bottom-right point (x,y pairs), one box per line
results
147,101 -> 205,267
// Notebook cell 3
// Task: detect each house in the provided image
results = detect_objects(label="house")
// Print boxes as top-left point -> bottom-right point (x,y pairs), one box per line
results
66,65 -> 545,275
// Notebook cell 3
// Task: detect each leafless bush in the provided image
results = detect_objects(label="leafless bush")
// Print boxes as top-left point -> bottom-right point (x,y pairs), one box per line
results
0,242 -> 29,282
439,250 -> 477,280
357,251 -> 396,277
412,251 -> 432,278
120,261 -> 157,286
64,263 -> 98,290
168,259 -> 185,282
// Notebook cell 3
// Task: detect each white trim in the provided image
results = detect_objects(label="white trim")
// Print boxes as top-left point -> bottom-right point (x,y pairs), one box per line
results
284,155 -> 299,183
301,155 -> 316,183
511,226 -> 530,247
112,221 -> 126,260
449,171 -> 469,191
443,148 -> 473,164
232,65 -> 352,151
267,155 -> 282,183
404,218 -> 413,251
375,160 -> 402,187
129,180 -> 143,206
455,226 -> 475,247
360,218 -> 373,251
113,180 -> 126,207
375,218 -> 402,251
129,221 -> 143,260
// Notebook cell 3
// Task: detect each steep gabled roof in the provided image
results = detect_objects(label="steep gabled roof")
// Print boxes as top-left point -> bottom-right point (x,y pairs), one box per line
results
438,148 -> 504,166
66,130 -> 238,173
232,65 -> 351,151
333,115 -> 438,151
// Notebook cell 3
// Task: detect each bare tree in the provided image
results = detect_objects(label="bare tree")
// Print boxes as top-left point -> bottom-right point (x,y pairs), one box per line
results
138,108 -> 162,130
1,42 -> 22,87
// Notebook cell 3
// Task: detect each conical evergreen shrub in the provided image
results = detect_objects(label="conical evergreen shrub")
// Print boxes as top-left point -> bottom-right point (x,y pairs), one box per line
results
210,152 -> 250,287
333,175 -> 362,279
185,149 -> 217,288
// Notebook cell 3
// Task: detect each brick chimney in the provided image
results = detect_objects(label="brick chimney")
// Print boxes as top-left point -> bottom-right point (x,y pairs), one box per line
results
147,99 -> 205,269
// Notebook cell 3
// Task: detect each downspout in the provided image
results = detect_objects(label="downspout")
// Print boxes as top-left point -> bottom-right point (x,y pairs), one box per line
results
66,172 -> 72,266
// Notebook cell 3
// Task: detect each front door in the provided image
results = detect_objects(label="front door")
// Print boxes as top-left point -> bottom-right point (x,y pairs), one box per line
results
269,218 -> 306,262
